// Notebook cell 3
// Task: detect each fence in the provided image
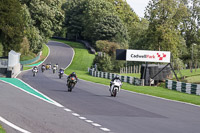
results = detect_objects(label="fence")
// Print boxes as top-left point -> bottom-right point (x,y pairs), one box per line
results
165,80 -> 200,96
120,65 -> 141,74
88,68 -> 143,86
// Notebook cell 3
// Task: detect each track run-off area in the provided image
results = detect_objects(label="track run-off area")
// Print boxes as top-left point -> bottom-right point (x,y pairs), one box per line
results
1,41 -> 200,133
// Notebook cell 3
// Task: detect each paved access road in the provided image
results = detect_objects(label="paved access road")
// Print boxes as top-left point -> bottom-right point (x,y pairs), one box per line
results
2,41 -> 200,133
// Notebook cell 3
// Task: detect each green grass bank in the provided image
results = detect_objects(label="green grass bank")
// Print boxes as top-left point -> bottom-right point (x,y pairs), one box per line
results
52,39 -> 200,106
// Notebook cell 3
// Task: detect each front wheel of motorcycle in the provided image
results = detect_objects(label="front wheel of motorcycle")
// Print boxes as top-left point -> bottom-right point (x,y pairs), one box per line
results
68,83 -> 72,92
113,89 -> 117,97
68,87 -> 72,92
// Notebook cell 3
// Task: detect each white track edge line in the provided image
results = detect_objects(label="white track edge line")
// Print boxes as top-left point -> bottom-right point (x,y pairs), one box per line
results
0,116 -> 31,133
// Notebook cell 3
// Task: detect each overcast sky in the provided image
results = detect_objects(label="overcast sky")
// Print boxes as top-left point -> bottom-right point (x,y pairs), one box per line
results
126,0 -> 150,18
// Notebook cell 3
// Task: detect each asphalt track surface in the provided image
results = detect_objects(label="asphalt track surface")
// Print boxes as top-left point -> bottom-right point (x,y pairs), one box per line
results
1,41 -> 200,133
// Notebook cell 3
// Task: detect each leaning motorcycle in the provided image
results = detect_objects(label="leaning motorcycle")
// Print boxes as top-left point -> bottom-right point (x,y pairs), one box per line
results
110,79 -> 122,97
67,76 -> 77,92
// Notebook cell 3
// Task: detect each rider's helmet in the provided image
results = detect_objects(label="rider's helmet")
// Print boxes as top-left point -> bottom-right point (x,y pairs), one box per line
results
115,75 -> 120,79
33,66 -> 37,70
72,72 -> 76,75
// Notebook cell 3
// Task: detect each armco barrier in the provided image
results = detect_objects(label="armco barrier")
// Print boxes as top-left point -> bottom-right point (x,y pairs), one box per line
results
166,80 -> 200,96
88,68 -> 142,86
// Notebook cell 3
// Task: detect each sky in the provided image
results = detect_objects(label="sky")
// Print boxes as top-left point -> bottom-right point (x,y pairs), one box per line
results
126,0 -> 150,18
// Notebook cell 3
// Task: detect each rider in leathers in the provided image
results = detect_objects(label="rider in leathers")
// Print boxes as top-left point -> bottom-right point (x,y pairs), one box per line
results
110,75 -> 122,90
67,72 -> 78,84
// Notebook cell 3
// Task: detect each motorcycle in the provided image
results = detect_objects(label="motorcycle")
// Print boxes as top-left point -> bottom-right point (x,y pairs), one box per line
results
32,69 -> 38,77
41,65 -> 45,73
59,70 -> 64,79
67,76 -> 77,92
53,66 -> 56,74
46,64 -> 50,70
110,79 -> 122,97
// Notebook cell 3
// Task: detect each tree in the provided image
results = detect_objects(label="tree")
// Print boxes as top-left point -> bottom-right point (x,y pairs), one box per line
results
28,0 -> 64,43
144,0 -> 188,58
63,0 -> 85,40
107,0 -> 139,27
0,41 -> 3,57
181,0 -> 200,48
18,0 -> 64,54
129,18 -> 149,49
0,0 -> 25,55
90,14 -> 129,46
63,0 -> 129,47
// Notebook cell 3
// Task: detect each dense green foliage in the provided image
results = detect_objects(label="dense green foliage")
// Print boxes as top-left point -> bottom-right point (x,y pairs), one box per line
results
0,0 -> 200,73
0,0 -> 64,56
63,0 -> 130,47
0,0 -> 25,55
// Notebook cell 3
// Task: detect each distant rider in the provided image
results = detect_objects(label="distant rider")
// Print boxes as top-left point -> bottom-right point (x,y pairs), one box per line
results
32,66 -> 38,73
56,63 -> 58,70
41,64 -> 45,72
59,68 -> 64,73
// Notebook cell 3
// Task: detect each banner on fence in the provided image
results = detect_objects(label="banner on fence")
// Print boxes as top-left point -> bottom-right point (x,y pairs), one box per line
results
126,50 -> 171,63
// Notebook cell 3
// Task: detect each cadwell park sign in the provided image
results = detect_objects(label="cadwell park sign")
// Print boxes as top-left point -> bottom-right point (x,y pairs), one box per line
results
126,50 -> 171,63
116,49 -> 171,63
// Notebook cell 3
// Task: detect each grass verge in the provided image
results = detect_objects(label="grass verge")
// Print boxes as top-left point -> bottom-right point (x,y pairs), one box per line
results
120,73 -> 140,78
20,52 -> 36,61
23,44 -> 49,70
0,125 -> 5,133
53,39 -> 200,106
175,69 -> 200,84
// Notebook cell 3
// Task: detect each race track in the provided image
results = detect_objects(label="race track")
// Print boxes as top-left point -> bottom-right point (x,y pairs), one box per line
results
1,41 -> 200,133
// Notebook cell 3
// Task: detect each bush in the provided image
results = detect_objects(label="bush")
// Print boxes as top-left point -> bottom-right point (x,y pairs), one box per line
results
94,40 -> 125,72
20,37 -> 30,55
94,54 -> 113,72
